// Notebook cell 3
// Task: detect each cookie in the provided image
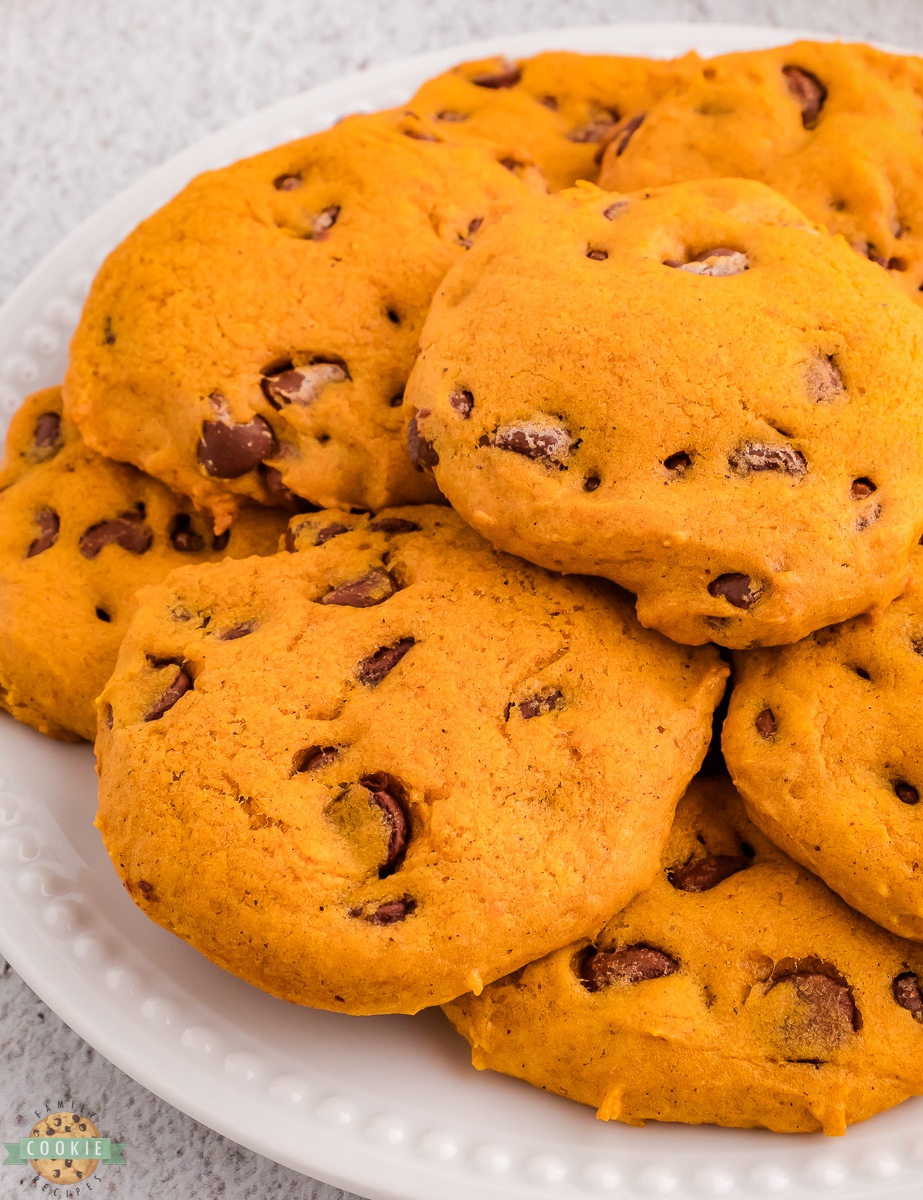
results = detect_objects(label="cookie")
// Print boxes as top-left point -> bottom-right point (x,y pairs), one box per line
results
26,1112 -> 101,1185
444,775 -> 923,1134
723,546 -> 923,940
63,108 -> 540,533
407,50 -> 698,192
0,387 -> 287,741
95,505 -> 726,1014
405,177 -> 923,648
599,40 -> 923,304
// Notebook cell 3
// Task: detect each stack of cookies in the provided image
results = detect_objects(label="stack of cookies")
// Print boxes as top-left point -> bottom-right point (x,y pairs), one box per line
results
5,38 -> 923,1137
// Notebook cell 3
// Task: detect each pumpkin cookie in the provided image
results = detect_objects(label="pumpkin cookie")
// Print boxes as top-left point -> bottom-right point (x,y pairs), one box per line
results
599,40 -> 923,303
444,775 -> 923,1134
723,546 -> 923,940
408,49 -> 698,192
0,387 -> 287,741
405,177 -> 923,648
95,506 -> 726,1014
63,108 -> 542,533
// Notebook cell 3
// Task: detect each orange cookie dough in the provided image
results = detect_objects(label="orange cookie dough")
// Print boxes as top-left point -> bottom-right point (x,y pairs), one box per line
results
0,387 -> 287,741
408,49 -> 698,192
724,546 -> 923,940
445,776 -> 923,1134
599,40 -> 923,303
64,108 -> 540,533
95,506 -> 725,1014
405,177 -> 923,648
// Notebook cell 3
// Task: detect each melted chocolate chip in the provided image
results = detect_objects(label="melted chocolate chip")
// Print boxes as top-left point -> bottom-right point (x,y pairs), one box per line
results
668,854 -> 750,891
586,247 -> 609,261
583,474 -> 601,492
579,944 -> 678,992
856,502 -> 882,531
274,173 -> 302,190
458,217 -> 483,250
783,65 -> 827,129
755,708 -> 777,738
361,772 -> 410,877
357,637 -> 415,686
894,780 -> 920,805
218,622 -> 256,641
663,451 -> 691,474
293,745 -> 338,773
674,247 -> 749,277
603,199 -> 629,220
169,513 -> 204,553
144,666 -> 193,721
515,689 -> 564,720
807,356 -> 846,403
407,413 -> 439,470
79,517 -> 153,559
771,958 -> 859,1037
612,113 -> 645,156
314,522 -> 350,546
32,412 -> 62,454
436,109 -> 468,122
322,569 -> 396,608
137,879 -> 156,899
362,897 -> 416,925
95,606 -> 111,622
492,423 -> 575,467
729,442 -> 807,477
708,573 -> 762,610
449,389 -> 474,418
471,61 -> 521,88
368,518 -> 421,535
212,530 -> 230,552
893,972 -> 923,1021
567,114 -> 618,143
261,360 -> 349,408
198,416 -> 276,478
26,509 -> 59,558
311,206 -> 340,239
851,477 -> 876,499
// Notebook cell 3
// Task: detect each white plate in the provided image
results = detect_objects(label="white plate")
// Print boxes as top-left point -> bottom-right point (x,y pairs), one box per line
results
1,22 -> 922,1200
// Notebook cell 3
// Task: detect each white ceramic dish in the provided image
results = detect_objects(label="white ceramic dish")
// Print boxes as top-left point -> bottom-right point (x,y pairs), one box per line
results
1,22 -> 922,1200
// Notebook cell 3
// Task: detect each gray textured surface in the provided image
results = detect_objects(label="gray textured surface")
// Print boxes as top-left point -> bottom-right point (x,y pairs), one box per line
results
0,1 -> 921,1197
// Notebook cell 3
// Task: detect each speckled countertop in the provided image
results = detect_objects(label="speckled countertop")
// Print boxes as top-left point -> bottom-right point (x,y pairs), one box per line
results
1,1 -> 921,1197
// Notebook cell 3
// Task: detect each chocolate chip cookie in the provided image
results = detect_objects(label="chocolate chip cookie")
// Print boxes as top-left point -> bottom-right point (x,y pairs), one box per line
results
408,49 -> 698,192
405,177 -> 923,648
444,775 -> 923,1133
599,40 -> 923,303
95,506 -> 726,1014
0,387 -> 287,741
723,545 -> 923,940
64,108 -> 540,533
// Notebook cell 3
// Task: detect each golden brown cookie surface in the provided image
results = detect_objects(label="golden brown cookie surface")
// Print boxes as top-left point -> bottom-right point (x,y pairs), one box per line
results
95,506 -> 725,1014
723,547 -> 923,940
63,108 -> 541,532
599,40 -> 923,303
0,388 -> 287,741
405,177 -> 923,648
444,776 -> 923,1134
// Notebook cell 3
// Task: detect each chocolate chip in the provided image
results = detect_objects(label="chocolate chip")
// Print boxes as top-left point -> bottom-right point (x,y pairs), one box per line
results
471,61 -> 521,88
386,308 -> 401,325
729,442 -> 807,477
407,413 -> 439,470
314,522 -> 350,545
198,416 -> 276,478
515,689 -> 564,720
668,854 -> 750,891
663,451 -> 691,474
32,412 -> 62,455
368,518 -> 421,535
26,509 -> 59,558
389,393 -> 404,408
261,359 -> 349,409
893,972 -> 923,1021
95,607 -> 111,622
457,218 -> 483,250
782,65 -> 827,129
436,109 -> 468,121
851,478 -> 876,499
492,422 -> 576,467
603,200 -> 629,220
612,112 -> 645,156
807,355 -> 846,403
361,772 -> 410,877
539,94 -> 558,110
293,745 -> 338,773
895,780 -> 920,805
403,128 -> 440,142
274,173 -> 302,190
579,944 -> 678,992
144,666 -> 193,722
169,513 -> 204,553
361,897 -> 416,925
103,317 -> 116,345
212,530 -> 230,552
79,516 -> 153,559
583,474 -> 601,492
708,573 -> 762,610
449,389 -> 474,418
322,569 -> 396,608
310,206 -> 340,239
357,637 -> 415,686
755,708 -> 777,738
770,959 -> 859,1037
567,114 -> 619,143
586,247 -> 608,261
137,879 -> 156,899
673,247 -> 749,277
218,622 -> 256,641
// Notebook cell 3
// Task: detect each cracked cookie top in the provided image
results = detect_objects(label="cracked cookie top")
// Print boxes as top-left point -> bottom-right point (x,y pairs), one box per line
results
405,177 -> 923,648
95,505 -> 726,1014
